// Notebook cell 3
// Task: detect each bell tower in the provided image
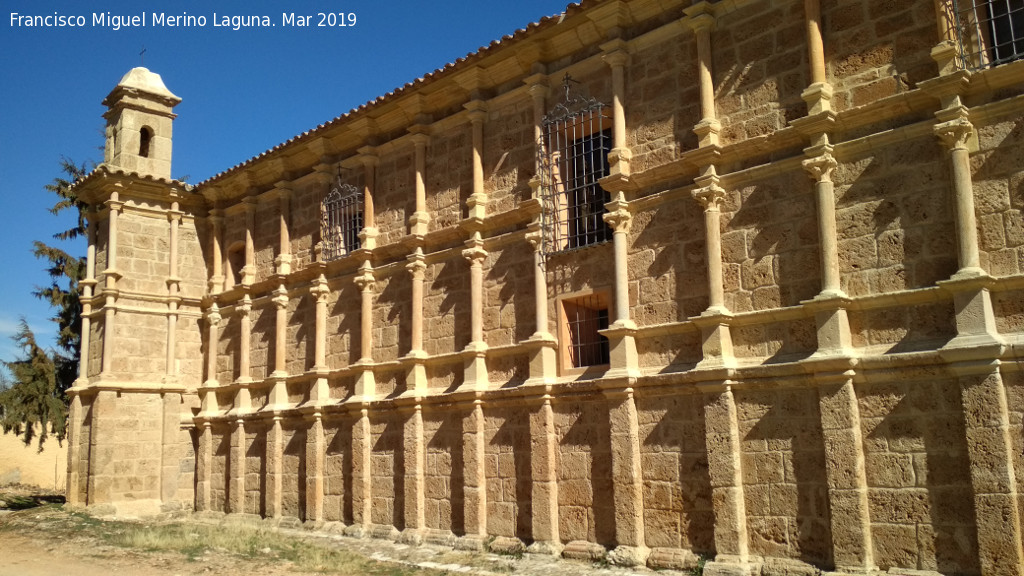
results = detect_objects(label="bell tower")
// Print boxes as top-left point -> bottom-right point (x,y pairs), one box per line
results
102,67 -> 180,179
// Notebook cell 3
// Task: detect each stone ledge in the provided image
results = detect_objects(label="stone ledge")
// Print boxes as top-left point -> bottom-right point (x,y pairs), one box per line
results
488,536 -> 526,555
561,540 -> 606,562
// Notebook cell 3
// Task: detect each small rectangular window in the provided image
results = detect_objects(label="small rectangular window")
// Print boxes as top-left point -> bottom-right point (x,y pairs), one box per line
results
321,181 -> 362,261
950,0 -> 1024,70
562,294 -> 610,368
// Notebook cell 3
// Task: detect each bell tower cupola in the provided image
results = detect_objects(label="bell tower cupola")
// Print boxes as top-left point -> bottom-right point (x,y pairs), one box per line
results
102,67 -> 181,180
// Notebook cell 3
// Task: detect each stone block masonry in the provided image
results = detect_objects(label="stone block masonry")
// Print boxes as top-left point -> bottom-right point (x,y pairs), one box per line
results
66,0 -> 1024,574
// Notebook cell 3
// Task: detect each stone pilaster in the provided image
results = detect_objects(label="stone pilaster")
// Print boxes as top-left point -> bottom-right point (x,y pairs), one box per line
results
602,41 -> 631,179
685,2 -> 721,147
692,178 -> 736,369
242,198 -> 257,285
100,193 -> 123,377
196,422 -> 212,511
950,361 -> 1024,576
803,146 -> 844,299
601,192 -> 640,378
65,393 -> 84,506
528,394 -> 562,555
77,212 -> 98,383
358,147 -> 379,250
703,384 -> 753,576
209,210 -> 224,293
462,232 -> 489,390
354,263 -> 376,398
404,248 -> 428,394
230,418 -> 246,514
305,412 -> 326,524
160,392 -> 182,503
351,407 -> 373,534
409,131 -> 431,236
274,184 -> 292,275
817,369 -> 875,573
272,285 -> 288,378
402,403 -> 427,542
606,388 -> 649,566
465,100 -> 488,222
266,416 -> 283,518
462,400 -> 488,548
165,203 -> 182,380
801,0 -> 834,115
523,226 -> 558,384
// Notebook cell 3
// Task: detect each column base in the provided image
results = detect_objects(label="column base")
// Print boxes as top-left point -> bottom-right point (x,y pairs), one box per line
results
561,540 -> 607,561
608,545 -> 651,567
525,540 -> 563,556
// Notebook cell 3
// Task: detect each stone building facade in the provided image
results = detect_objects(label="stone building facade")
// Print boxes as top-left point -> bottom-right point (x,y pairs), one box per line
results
66,0 -> 1024,574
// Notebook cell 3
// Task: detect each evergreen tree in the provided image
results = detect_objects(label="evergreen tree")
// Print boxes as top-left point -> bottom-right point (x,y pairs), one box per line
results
0,157 -> 91,449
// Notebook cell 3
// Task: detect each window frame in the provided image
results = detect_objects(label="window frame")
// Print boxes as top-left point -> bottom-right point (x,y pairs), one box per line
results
321,176 -> 363,262
950,0 -> 1024,70
556,290 -> 612,376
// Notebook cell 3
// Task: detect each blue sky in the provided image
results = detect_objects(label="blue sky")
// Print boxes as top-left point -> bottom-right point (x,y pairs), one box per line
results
0,0 -> 571,372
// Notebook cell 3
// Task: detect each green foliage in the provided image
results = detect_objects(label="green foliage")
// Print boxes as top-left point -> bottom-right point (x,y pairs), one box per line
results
0,157 -> 91,450
0,320 -> 66,448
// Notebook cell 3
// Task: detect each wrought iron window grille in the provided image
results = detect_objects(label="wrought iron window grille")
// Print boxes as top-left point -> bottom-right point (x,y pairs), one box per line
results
563,293 -> 610,368
537,74 -> 613,258
950,0 -> 1024,70
321,171 -> 363,261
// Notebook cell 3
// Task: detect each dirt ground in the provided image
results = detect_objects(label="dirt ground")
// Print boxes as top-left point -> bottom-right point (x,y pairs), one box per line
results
0,486 -> 667,576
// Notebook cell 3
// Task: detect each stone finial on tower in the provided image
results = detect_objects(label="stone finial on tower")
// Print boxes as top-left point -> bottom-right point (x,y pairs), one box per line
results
102,67 -> 181,180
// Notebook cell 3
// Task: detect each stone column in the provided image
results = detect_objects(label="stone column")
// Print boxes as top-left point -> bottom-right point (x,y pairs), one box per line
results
101,194 -> 123,377
354,263 -> 376,398
524,228 -> 557,384
462,232 -> 489,390
602,41 -> 631,178
607,388 -> 649,566
275,186 -> 292,275
266,415 -> 283,518
65,394 -> 84,506
466,101 -> 488,221
402,403 -> 426,542
817,370 -> 875,572
209,211 -> 224,293
230,418 -> 246,514
801,0 -> 834,114
272,286 -> 289,378
692,178 -> 736,368
358,149 -> 379,250
237,295 -> 253,385
166,204 -> 182,379
306,412 -> 326,524
242,198 -> 257,285
409,132 -> 431,236
951,361 -> 1024,576
196,422 -> 212,511
462,400 -> 488,547
309,275 -> 330,406
601,192 -> 640,378
935,111 -> 984,279
703,384 -> 751,576
404,248 -> 428,393
203,304 -> 221,387
685,2 -> 721,146
528,394 -> 561,555
78,213 -> 98,382
803,147 -> 844,299
351,407 -> 373,534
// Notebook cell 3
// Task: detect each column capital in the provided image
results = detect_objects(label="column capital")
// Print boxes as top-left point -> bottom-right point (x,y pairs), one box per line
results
602,47 -> 630,68
409,130 -> 431,148
354,262 -> 376,292
462,231 -> 488,264
934,113 -> 974,151
406,247 -> 427,277
802,147 -> 838,183
464,99 -> 488,123
205,302 -> 222,325
272,285 -> 289,309
692,180 -> 727,211
603,191 -> 633,232
105,198 -> 124,213
526,222 -> 544,252
357,146 -> 379,166
309,274 -> 330,302
684,1 -> 716,32
238,295 -> 252,316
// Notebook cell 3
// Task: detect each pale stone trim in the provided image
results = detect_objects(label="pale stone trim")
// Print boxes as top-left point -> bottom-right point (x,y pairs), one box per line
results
801,0 -> 833,115
802,146 -> 844,299
404,248 -> 428,393
462,232 -> 489,390
409,131 -> 431,237
274,185 -> 292,275
685,2 -> 721,147
242,198 -> 256,285
165,202 -> 182,379
209,211 -> 224,293
466,100 -> 488,222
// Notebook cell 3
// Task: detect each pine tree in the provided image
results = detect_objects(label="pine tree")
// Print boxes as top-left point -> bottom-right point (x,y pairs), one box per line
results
0,157 -> 91,450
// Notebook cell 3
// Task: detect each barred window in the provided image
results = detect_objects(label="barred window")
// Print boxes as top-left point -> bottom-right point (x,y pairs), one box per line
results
950,0 -> 1024,70
321,178 -> 363,261
538,75 -> 612,255
561,294 -> 610,368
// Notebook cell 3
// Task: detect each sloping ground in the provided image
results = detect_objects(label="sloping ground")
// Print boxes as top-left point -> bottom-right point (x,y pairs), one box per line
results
0,430 -> 66,490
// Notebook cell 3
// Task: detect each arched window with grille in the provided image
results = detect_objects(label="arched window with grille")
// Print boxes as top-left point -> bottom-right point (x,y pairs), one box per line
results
949,0 -> 1024,70
537,74 -> 613,256
321,175 -> 363,261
